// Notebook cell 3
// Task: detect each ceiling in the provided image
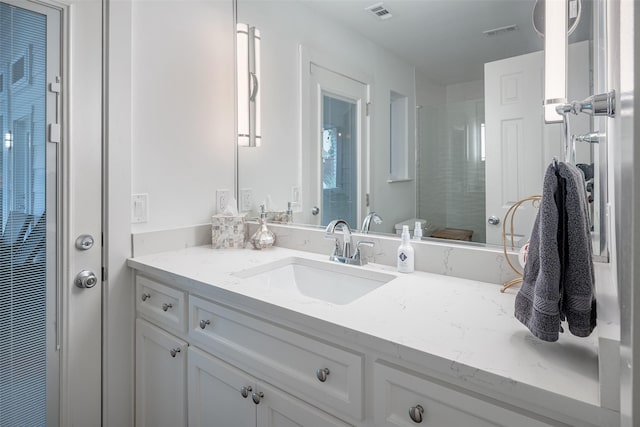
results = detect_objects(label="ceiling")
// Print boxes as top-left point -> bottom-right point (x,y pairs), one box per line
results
301,0 -> 592,86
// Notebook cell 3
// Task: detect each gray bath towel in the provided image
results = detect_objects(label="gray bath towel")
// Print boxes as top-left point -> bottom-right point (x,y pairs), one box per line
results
514,162 -> 596,342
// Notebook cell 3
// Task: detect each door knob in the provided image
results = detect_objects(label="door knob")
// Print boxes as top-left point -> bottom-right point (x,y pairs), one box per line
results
487,215 -> 500,225
74,270 -> 98,288
311,206 -> 320,216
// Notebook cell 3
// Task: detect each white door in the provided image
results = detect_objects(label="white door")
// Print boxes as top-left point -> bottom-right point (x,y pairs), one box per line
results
303,63 -> 368,229
484,50 -> 546,246
188,346 -> 257,427
136,319 -> 188,427
484,43 -> 590,246
256,381 -> 351,427
0,1 -> 103,425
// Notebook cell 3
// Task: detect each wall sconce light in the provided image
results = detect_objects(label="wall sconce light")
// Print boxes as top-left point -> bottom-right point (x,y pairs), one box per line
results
543,0 -> 568,123
237,23 -> 261,147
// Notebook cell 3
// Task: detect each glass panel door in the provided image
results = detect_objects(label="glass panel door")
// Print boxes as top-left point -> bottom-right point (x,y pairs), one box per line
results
0,2 -> 58,425
321,94 -> 357,227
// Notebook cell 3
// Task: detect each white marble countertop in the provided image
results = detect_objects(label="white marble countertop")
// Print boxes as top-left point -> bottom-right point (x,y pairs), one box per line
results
128,245 -> 605,422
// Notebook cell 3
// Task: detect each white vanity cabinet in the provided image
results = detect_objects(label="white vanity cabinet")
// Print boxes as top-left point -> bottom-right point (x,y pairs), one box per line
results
136,319 -> 188,427
189,347 -> 352,427
132,267 -> 608,427
373,362 -> 553,427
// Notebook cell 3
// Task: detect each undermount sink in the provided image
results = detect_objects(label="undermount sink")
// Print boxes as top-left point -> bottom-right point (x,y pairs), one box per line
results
233,257 -> 396,305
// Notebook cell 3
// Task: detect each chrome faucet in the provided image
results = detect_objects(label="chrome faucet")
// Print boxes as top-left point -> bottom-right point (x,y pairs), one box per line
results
325,219 -> 352,258
361,212 -> 383,234
325,219 -> 374,265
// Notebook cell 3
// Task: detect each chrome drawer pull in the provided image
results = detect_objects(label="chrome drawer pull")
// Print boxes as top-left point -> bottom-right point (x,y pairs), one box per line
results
251,391 -> 264,405
162,303 -> 173,312
408,405 -> 424,423
199,319 -> 211,329
169,347 -> 181,358
240,386 -> 252,398
316,368 -> 330,382
141,293 -> 151,302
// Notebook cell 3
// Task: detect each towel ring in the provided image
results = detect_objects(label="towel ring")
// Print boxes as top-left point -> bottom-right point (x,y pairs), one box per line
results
500,195 -> 542,293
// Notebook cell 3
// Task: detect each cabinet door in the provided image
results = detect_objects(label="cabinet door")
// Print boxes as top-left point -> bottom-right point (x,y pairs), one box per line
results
136,319 -> 188,427
256,382 -> 352,427
188,347 -> 256,427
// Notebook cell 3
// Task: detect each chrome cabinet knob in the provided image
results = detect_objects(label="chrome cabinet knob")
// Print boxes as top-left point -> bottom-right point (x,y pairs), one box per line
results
251,391 -> 264,405
408,405 -> 424,423
316,368 -> 330,382
162,303 -> 173,312
487,215 -> 500,225
311,206 -> 320,216
169,347 -> 181,358
240,385 -> 252,398
141,293 -> 151,302
199,319 -> 211,329
74,270 -> 98,288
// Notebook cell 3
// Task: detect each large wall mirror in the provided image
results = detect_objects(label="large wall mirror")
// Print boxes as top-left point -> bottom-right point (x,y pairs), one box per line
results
237,0 -> 606,254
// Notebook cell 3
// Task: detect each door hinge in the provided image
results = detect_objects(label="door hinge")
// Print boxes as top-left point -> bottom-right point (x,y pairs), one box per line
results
101,266 -> 107,282
366,193 -> 370,207
366,102 -> 371,116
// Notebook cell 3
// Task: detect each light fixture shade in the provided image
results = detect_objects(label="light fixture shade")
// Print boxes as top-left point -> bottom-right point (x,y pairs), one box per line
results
237,23 -> 261,147
544,0 -> 568,123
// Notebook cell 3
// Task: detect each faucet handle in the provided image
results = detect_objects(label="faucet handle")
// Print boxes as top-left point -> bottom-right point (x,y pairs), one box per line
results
356,240 -> 375,249
325,234 -> 342,257
352,240 -> 375,265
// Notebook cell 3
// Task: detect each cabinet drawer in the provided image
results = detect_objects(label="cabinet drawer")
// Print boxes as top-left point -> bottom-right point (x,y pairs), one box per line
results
136,275 -> 186,334
373,362 -> 553,427
189,295 -> 364,420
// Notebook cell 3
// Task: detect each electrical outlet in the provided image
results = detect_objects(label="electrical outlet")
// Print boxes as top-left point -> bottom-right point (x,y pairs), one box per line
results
216,189 -> 231,213
131,194 -> 148,223
239,188 -> 253,212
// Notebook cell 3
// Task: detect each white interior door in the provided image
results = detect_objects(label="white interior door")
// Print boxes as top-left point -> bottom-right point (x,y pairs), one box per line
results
485,42 -> 590,246
484,50 -> 545,246
304,63 -> 368,229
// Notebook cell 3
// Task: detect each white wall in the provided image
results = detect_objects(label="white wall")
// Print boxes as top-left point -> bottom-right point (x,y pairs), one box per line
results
237,1 -> 416,233
104,1 -> 235,425
131,0 -> 235,232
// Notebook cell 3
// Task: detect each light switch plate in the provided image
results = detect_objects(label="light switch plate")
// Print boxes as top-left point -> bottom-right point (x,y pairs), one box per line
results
131,194 -> 148,223
239,188 -> 253,212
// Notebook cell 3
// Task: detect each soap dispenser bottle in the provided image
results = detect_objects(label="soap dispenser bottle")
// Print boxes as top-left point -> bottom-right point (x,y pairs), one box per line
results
251,205 -> 275,249
397,225 -> 415,273
413,221 -> 423,240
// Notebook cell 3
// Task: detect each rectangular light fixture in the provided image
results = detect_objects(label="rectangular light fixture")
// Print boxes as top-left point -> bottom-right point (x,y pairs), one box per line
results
543,0 -> 568,123
237,23 -> 261,147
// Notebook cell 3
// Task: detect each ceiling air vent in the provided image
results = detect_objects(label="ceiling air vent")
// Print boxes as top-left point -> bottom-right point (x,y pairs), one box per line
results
365,2 -> 393,21
482,24 -> 519,37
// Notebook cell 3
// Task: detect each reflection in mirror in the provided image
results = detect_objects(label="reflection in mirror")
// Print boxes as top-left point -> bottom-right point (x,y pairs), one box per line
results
237,0 -> 598,250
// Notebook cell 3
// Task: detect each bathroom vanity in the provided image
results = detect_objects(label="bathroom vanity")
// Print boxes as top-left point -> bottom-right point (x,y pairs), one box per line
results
128,244 -> 618,427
